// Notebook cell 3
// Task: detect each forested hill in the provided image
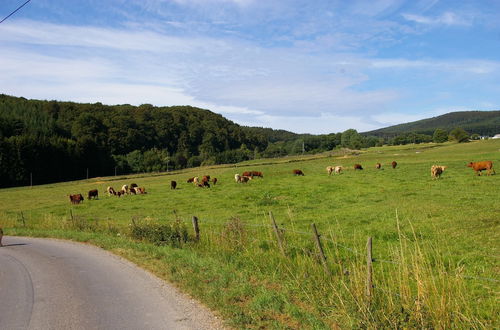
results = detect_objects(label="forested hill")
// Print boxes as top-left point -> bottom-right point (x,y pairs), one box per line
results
364,111 -> 500,138
0,94 -> 302,187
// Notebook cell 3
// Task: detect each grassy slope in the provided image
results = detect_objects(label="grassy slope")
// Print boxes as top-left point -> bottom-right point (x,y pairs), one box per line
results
1,140 -> 499,328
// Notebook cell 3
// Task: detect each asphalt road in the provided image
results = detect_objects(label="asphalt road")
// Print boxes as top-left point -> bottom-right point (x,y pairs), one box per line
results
0,236 -> 224,330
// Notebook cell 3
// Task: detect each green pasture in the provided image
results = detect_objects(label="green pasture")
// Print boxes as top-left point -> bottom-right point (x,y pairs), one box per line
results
1,140 -> 499,328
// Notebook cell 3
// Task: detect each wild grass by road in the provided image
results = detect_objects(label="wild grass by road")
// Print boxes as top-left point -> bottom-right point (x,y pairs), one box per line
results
1,140 -> 499,328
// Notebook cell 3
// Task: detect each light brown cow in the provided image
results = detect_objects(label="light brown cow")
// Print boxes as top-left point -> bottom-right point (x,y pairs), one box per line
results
375,163 -> 381,169
431,165 -> 447,179
326,166 -> 334,175
334,166 -> 343,174
467,161 -> 495,176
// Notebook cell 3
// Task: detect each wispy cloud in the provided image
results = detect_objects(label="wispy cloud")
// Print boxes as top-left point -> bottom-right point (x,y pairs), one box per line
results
402,12 -> 472,26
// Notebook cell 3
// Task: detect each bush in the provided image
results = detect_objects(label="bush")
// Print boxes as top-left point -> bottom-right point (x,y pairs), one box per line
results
130,220 -> 189,247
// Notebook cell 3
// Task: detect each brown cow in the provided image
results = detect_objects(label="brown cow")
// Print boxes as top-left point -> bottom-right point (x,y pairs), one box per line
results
134,187 -> 147,194
354,164 -> 363,170
293,169 -> 305,176
242,171 -> 251,177
467,161 -> 495,176
69,194 -> 84,204
239,176 -> 250,183
88,189 -> 98,200
202,175 -> 210,183
251,171 -> 263,178
212,177 -> 218,185
375,163 -> 381,169
187,177 -> 195,183
171,181 -> 177,189
391,161 -> 398,169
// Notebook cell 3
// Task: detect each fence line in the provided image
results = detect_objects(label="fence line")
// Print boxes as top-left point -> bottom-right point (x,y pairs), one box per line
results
55,210 -> 500,285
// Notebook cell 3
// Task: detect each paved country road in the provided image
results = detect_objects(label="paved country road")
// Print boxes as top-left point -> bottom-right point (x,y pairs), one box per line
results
0,236 -> 225,330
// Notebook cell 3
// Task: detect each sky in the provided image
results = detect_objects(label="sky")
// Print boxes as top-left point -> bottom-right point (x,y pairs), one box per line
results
1,0 -> 499,134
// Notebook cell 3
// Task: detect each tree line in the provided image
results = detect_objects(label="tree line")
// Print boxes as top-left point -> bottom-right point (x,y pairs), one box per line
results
0,94 -> 480,187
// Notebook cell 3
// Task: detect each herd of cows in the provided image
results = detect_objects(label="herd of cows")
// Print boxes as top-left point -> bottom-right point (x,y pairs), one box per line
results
68,160 -> 494,204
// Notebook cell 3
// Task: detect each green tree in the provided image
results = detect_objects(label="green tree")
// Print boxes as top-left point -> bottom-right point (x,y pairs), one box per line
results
448,127 -> 469,143
341,129 -> 363,149
433,129 -> 448,143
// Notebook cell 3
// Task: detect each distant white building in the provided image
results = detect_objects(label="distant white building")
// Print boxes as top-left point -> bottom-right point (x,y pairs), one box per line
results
492,134 -> 500,139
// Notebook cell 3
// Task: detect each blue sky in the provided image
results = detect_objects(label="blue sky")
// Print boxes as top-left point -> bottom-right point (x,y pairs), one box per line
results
1,0 -> 499,134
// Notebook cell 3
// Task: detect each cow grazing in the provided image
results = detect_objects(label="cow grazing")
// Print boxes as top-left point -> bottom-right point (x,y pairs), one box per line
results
431,165 -> 447,179
391,161 -> 398,169
69,194 -> 84,204
212,177 -> 218,185
251,171 -> 263,178
354,164 -> 363,170
467,161 -> 495,176
375,163 -> 381,169
193,177 -> 200,185
326,166 -> 334,176
121,184 -> 129,194
293,169 -> 305,176
242,171 -> 251,177
239,176 -> 250,183
133,187 -> 146,194
171,181 -> 177,189
334,166 -> 343,174
187,177 -> 195,183
202,175 -> 210,183
88,189 -> 98,200
234,174 -> 241,183
107,186 -> 116,196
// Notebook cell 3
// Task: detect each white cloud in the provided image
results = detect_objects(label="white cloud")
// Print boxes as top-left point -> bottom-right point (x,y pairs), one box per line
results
402,12 -> 471,26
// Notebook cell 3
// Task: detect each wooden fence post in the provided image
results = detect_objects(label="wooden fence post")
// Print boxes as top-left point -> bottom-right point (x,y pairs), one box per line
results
0,227 -> 3,247
311,223 -> 331,276
20,211 -> 26,227
269,211 -> 286,256
192,216 -> 200,241
366,237 -> 373,301
70,209 -> 74,222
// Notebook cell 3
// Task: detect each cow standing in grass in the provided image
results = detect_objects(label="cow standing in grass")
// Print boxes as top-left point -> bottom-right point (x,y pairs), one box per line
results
171,181 -> 177,189
88,189 -> 98,200
467,161 -> 495,176
392,161 -> 398,169
293,169 -> 305,176
69,194 -> 84,204
431,165 -> 447,179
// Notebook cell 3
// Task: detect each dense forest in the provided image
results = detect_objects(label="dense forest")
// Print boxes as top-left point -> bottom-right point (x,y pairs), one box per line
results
1,94 -> 498,187
364,111 -> 500,138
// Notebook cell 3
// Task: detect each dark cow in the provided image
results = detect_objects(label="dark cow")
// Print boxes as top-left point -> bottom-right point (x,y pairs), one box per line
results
203,180 -> 210,188
187,177 -> 195,183
391,161 -> 398,169
467,161 -> 495,176
375,163 -> 381,169
292,169 -> 305,176
69,194 -> 84,204
171,180 -> 177,189
251,171 -> 263,178
354,164 -> 363,170
212,177 -> 218,185
88,189 -> 98,200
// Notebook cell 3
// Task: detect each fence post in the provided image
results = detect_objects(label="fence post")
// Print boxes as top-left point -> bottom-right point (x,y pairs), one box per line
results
20,211 -> 26,227
192,216 -> 200,241
0,227 -> 3,247
366,237 -> 373,301
70,209 -> 74,222
269,211 -> 286,257
311,223 -> 331,276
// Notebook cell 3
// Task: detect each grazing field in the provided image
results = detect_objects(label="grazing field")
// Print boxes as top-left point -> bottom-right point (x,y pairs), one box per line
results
1,140 -> 499,328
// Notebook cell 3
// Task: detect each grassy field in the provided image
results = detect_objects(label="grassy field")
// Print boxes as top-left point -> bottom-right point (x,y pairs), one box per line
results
1,140 -> 499,328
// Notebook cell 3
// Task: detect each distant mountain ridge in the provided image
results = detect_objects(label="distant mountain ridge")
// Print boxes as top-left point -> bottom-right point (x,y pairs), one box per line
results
363,111 -> 500,138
